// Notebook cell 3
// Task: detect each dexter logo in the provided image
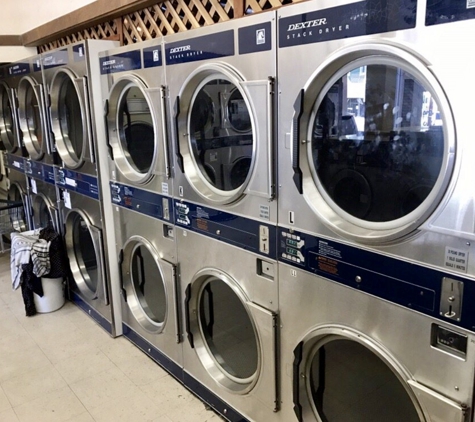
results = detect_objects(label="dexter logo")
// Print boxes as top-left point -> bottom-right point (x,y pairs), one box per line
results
170,45 -> 191,53
287,18 -> 327,31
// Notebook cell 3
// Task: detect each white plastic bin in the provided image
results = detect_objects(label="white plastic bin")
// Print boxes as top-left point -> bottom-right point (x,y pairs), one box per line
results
33,277 -> 65,313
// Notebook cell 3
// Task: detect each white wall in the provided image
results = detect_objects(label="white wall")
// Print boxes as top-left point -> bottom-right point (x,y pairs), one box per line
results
0,0 -> 96,34
0,46 -> 37,62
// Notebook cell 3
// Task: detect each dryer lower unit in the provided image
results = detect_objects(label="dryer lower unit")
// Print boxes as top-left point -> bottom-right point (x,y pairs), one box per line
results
116,206 -> 183,379
61,188 -> 116,335
178,229 -> 279,422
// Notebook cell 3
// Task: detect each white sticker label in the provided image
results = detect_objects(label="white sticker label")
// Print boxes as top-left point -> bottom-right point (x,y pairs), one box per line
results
65,177 -> 77,187
13,161 -> 20,168
31,179 -> 37,194
63,191 -> 72,209
162,182 -> 169,196
468,0 -> 475,9
259,204 -> 270,221
445,247 -> 468,273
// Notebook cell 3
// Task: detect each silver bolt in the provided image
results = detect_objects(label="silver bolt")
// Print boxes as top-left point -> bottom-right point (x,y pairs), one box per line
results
216,230 -> 221,235
455,386 -> 460,391
355,276 -> 362,283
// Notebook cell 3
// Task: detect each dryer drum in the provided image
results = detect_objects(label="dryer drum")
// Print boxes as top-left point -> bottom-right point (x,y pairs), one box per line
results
0,85 -> 16,150
58,78 -> 83,161
32,195 -> 54,229
22,82 -> 43,152
7,184 -> 27,233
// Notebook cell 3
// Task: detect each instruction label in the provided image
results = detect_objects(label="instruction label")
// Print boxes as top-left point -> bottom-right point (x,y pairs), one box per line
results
445,247 -> 468,273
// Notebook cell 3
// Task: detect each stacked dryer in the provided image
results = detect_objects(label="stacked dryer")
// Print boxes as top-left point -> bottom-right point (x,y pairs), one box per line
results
41,40 -> 120,336
165,11 -> 279,421
276,0 -> 475,421
99,39 -> 181,376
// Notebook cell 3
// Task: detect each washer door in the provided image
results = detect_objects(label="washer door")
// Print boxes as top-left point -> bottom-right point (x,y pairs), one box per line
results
7,182 -> 28,232
107,75 -> 168,184
17,76 -> 48,160
293,327 -> 466,422
65,209 -> 108,304
185,268 -> 277,402
50,69 -> 92,169
176,64 -> 274,204
31,192 -> 59,231
293,43 -> 455,243
121,237 -> 171,333
0,82 -> 20,153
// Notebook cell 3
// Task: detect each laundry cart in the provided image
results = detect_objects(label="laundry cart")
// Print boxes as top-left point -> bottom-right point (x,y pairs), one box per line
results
0,199 -> 26,252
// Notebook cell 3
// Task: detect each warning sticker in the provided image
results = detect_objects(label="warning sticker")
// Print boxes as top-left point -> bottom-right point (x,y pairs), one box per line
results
445,247 -> 468,273
468,0 -> 475,9
318,240 -> 342,259
317,256 -> 339,276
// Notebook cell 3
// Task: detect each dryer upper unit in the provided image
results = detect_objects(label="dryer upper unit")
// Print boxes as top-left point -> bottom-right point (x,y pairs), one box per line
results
277,0 -> 475,275
42,40 -> 119,177
99,39 -> 170,195
165,11 -> 277,224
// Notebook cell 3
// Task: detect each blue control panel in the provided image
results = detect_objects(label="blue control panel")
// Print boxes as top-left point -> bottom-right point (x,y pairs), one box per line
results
5,154 -> 25,173
24,160 -> 57,186
55,168 -> 99,200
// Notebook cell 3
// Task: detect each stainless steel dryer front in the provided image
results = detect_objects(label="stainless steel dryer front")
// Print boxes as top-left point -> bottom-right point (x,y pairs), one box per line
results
165,11 -> 276,227
277,0 -> 475,276
42,40 -> 118,177
178,229 -> 279,422
100,39 -> 170,197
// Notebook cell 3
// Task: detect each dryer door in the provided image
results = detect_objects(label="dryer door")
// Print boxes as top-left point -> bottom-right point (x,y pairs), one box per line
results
31,192 -> 59,232
0,82 -> 20,153
7,182 -> 29,233
106,75 -> 168,184
184,268 -> 277,407
176,64 -> 274,204
64,209 -> 109,305
293,44 -> 455,244
292,327 -> 467,422
17,76 -> 49,160
120,236 -> 173,333
49,68 -> 92,169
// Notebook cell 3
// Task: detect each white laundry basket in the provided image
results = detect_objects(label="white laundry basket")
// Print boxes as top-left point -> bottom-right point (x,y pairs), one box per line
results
33,277 -> 65,313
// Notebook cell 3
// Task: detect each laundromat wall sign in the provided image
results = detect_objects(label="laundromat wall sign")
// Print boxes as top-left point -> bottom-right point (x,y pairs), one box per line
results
278,0 -> 417,48
100,50 -> 141,74
42,49 -> 69,69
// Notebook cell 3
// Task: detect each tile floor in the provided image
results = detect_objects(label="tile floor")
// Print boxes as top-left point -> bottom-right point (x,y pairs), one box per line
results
0,252 -> 223,422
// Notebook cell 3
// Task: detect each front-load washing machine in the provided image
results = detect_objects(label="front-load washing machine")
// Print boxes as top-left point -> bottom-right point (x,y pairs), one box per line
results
24,159 -> 60,233
113,186 -> 181,379
277,0 -> 475,276
42,40 -> 118,177
3,152 -> 30,233
165,11 -> 277,237
178,229 -> 279,421
57,167 -> 120,336
279,251 -> 475,422
16,54 -> 56,165
100,38 -> 171,198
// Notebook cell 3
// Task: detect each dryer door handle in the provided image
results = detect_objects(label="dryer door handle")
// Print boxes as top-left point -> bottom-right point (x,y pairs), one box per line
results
292,89 -> 304,194
184,283 -> 194,348
160,85 -> 170,179
174,96 -> 184,173
293,341 -> 304,422
89,224 -> 109,306
34,84 -> 52,156
103,99 -> 114,160
78,76 -> 95,164
118,248 -> 126,302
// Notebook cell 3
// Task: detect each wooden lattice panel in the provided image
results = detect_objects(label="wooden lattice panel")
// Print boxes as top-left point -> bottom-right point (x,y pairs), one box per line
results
38,20 -> 120,53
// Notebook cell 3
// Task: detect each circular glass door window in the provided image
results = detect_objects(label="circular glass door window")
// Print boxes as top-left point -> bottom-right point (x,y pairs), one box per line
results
0,85 -> 16,151
190,79 -> 253,191
7,185 -> 26,232
57,77 -> 83,162
308,339 -> 420,421
72,213 -> 98,293
198,277 -> 258,381
118,86 -> 154,173
311,64 -> 445,223
130,244 -> 166,325
33,196 -> 53,229
24,83 -> 43,153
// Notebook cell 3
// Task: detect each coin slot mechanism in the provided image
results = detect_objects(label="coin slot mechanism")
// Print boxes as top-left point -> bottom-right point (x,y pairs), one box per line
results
440,277 -> 463,322
431,324 -> 467,359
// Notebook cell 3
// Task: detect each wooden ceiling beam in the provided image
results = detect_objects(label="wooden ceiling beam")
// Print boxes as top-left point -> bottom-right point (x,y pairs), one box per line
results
0,35 -> 23,46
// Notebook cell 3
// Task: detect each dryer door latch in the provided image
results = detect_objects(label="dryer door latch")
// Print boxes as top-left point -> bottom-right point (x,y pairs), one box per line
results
440,277 -> 463,322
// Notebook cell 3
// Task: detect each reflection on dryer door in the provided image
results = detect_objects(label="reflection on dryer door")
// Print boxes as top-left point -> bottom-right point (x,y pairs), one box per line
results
0,82 -> 20,153
31,193 -> 59,231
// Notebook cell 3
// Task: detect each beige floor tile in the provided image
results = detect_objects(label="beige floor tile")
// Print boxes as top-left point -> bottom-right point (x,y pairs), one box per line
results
0,330 -> 37,357
69,366 -> 141,412
63,412 -> 96,422
0,408 -> 20,422
2,365 -> 67,407
99,336 -> 145,364
0,346 -> 51,383
0,386 -> 12,413
13,386 -> 87,422
54,349 -> 116,384
0,317 -> 29,340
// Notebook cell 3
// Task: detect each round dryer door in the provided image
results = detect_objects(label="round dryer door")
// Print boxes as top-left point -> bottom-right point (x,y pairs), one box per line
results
294,328 -> 426,421
50,69 -> 88,169
65,209 -> 104,301
7,183 -> 28,233
121,237 -> 167,333
31,193 -> 56,230
185,270 -> 260,393
17,77 -> 46,160
107,76 -> 158,184
0,82 -> 19,153
179,66 -> 255,204
298,44 -> 455,243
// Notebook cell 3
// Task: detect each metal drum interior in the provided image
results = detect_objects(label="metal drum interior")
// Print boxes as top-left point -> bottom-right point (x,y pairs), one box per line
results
18,78 -> 44,157
50,70 -> 85,167
189,272 -> 260,393
122,239 -> 167,333
32,194 -> 54,229
7,183 -> 27,232
0,83 -> 17,152
66,210 -> 99,298
189,79 -> 253,193
301,47 -> 455,242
